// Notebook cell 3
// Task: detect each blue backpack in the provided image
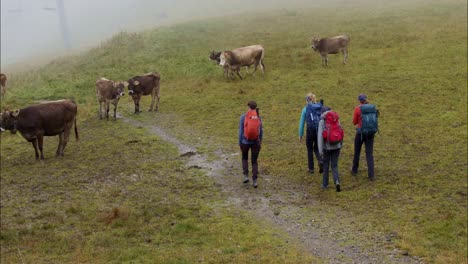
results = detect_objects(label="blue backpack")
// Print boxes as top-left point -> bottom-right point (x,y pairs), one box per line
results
305,103 -> 322,129
360,104 -> 378,135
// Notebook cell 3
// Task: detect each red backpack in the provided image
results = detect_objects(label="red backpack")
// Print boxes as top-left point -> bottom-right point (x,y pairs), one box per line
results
244,109 -> 261,140
322,111 -> 344,145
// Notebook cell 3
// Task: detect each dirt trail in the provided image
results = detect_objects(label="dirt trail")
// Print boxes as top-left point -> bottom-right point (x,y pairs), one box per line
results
123,117 -> 423,264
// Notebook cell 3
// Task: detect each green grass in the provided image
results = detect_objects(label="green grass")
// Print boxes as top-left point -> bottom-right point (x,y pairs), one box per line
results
1,0 -> 467,263
0,119 -> 315,263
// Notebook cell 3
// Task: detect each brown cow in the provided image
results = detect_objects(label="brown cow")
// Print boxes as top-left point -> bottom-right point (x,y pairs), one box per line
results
127,72 -> 161,113
0,99 -> 79,160
219,45 -> 265,79
311,35 -> 350,66
96,78 -> 127,120
0,73 -> 7,98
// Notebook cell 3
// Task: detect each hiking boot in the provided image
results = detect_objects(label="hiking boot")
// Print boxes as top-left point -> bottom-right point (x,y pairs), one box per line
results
350,169 -> 358,176
243,174 -> 249,184
369,177 -> 375,181
319,163 -> 324,173
308,169 -> 314,174
336,182 -> 341,192
253,179 -> 258,188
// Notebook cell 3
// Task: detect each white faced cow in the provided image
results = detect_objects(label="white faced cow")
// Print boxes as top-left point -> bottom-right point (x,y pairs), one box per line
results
218,45 -> 265,80
96,78 -> 127,121
311,35 -> 350,66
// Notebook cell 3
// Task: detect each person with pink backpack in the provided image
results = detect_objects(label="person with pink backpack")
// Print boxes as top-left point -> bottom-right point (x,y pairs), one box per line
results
317,107 -> 344,192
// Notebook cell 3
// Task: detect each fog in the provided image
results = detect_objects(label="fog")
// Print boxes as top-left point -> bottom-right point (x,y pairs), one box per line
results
1,0 -> 431,70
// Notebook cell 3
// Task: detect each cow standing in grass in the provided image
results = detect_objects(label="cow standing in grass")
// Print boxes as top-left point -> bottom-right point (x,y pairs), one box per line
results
96,78 -> 127,121
218,45 -> 265,80
127,72 -> 161,113
0,99 -> 79,160
0,73 -> 7,99
311,35 -> 350,66
209,51 -> 242,79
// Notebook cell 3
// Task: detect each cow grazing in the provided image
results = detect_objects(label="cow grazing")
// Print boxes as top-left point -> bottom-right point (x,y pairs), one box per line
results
0,73 -> 7,98
0,99 -> 79,160
96,78 -> 127,120
127,72 -> 161,113
218,45 -> 265,79
311,35 -> 350,66
209,51 -> 241,79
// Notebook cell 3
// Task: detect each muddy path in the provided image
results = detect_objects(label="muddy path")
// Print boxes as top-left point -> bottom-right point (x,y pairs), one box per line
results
123,117 -> 423,264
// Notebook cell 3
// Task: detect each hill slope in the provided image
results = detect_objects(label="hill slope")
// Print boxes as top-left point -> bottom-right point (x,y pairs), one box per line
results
1,0 -> 467,263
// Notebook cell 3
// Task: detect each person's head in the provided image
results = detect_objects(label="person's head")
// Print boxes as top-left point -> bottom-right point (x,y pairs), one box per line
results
247,100 -> 257,110
305,93 -> 317,104
358,94 -> 368,104
321,106 -> 331,114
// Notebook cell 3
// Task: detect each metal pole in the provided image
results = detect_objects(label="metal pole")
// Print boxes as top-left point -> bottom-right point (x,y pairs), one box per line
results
56,0 -> 71,49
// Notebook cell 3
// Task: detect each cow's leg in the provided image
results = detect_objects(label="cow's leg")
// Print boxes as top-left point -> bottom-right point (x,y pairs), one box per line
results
342,48 -> 348,65
37,135 -> 45,160
105,102 -> 110,120
236,69 -> 243,80
149,90 -> 156,111
259,60 -> 265,77
61,125 -> 72,156
56,132 -> 64,156
31,139 -> 40,160
98,101 -> 103,119
113,102 -> 118,120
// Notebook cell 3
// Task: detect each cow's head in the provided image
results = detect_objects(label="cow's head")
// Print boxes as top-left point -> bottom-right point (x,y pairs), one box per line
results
311,38 -> 320,51
219,52 -> 230,66
113,81 -> 127,97
209,51 -> 221,64
0,109 -> 19,134
127,78 -> 140,95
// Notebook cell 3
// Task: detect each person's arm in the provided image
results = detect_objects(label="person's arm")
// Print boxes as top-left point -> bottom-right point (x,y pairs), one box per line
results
353,106 -> 360,126
259,118 -> 263,144
317,119 -> 324,156
298,107 -> 306,139
239,114 -> 245,146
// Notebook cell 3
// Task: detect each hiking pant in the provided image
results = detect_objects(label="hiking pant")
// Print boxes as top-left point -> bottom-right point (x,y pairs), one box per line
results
352,132 -> 375,179
306,127 -> 322,171
322,148 -> 340,188
240,143 -> 261,180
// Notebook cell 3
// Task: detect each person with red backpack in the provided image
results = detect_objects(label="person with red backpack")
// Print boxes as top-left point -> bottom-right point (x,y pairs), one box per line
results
298,93 -> 324,174
239,101 -> 263,188
351,94 -> 379,181
317,107 -> 344,192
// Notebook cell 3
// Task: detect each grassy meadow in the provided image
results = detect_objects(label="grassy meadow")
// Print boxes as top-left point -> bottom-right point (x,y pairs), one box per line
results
1,0 -> 467,263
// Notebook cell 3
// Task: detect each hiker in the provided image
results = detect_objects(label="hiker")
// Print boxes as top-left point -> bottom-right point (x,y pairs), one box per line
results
318,107 -> 344,192
351,94 -> 379,181
298,93 -> 324,174
239,101 -> 263,188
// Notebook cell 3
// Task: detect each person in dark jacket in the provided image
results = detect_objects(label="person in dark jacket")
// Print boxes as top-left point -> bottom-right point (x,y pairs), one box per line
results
298,93 -> 324,174
239,101 -> 263,188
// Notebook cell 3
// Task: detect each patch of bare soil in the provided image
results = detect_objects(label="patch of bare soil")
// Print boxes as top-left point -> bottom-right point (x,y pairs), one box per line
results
123,117 -> 424,264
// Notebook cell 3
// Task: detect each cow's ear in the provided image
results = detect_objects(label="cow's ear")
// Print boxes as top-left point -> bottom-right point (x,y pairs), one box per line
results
113,82 -> 118,88
11,109 -> 20,118
123,81 -> 129,87
134,80 -> 140,86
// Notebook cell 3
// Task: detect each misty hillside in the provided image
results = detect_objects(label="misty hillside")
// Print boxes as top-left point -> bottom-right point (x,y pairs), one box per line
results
1,0 -> 467,263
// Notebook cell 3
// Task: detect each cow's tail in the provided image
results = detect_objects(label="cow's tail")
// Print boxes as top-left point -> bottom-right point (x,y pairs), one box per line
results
260,47 -> 266,72
74,116 -> 79,141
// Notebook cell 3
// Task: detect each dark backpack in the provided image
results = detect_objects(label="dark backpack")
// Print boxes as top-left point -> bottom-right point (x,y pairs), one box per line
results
322,111 -> 344,145
305,103 -> 322,128
244,109 -> 261,140
360,104 -> 378,135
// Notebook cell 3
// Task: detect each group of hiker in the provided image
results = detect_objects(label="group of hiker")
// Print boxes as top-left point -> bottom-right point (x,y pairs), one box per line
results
238,93 -> 379,192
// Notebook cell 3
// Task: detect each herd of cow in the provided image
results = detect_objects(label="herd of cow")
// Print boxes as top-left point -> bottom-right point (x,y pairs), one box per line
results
0,34 -> 350,160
